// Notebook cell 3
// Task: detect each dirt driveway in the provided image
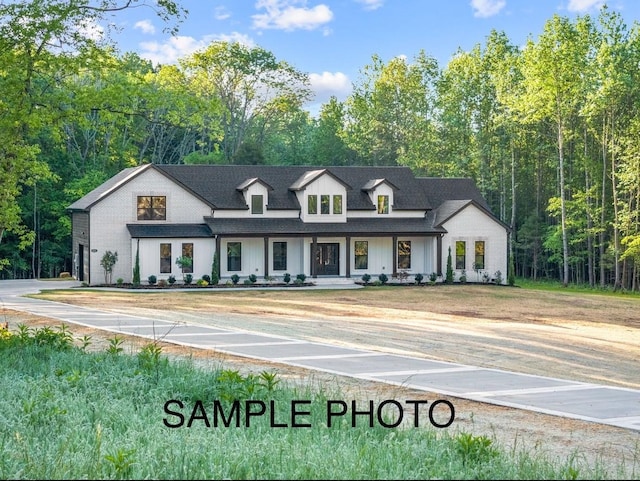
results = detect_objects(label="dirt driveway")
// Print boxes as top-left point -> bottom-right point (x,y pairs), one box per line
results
15,284 -> 640,477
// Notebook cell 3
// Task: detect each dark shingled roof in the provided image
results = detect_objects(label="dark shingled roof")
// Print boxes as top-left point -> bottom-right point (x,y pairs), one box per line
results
68,165 -> 148,211
204,216 -> 445,237
127,223 -> 212,238
155,165 -> 431,211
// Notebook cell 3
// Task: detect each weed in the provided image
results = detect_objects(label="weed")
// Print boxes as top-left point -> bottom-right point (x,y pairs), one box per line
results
106,336 -> 124,355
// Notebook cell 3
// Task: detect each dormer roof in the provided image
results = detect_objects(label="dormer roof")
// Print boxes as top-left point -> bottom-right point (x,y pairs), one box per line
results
361,178 -> 399,192
289,169 -> 351,191
236,177 -> 274,192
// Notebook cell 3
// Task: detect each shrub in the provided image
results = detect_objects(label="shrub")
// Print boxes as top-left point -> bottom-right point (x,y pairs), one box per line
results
59,272 -> 71,278
231,274 -> 240,285
429,272 -> 437,283
158,279 -> 168,287
116,278 -> 124,286
397,270 -> 409,282
494,270 -> 503,285
184,274 -> 193,285
414,273 -> 424,285
168,275 -> 176,285
147,275 -> 157,285
283,273 -> 291,284
196,279 -> 209,287
211,252 -> 220,285
362,273 -> 371,285
201,274 -> 211,284
378,273 -> 388,284
243,279 -> 252,285
248,273 -> 257,284
459,270 -> 467,283
296,273 -> 306,283
133,240 -> 141,286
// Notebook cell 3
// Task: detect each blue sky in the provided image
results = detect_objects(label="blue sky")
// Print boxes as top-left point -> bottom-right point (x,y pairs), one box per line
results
108,0 -> 640,111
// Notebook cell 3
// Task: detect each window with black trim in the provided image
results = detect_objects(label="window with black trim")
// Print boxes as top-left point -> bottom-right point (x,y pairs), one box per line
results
273,242 -> 287,271
181,243 -> 193,273
308,195 -> 317,214
398,240 -> 411,269
321,195 -> 330,214
333,195 -> 342,214
456,241 -> 466,270
354,241 -> 368,270
137,196 -> 166,220
475,241 -> 485,270
160,243 -> 171,273
227,242 -> 241,272
251,195 -> 263,214
377,195 -> 389,214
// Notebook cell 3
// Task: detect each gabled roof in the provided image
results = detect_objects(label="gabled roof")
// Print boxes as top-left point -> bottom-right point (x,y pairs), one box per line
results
67,165 -> 151,211
155,165 -> 431,211
288,169 -> 351,191
361,178 -> 399,191
236,177 -> 274,192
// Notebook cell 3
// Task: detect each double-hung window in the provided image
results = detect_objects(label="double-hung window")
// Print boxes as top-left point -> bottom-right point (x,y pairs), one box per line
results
227,242 -> 242,272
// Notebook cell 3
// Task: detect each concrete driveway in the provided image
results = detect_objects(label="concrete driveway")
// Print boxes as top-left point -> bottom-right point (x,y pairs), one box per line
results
1,279 -> 639,432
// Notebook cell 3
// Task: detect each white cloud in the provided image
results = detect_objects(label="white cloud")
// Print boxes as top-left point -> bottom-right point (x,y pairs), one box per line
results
77,19 -> 105,42
138,32 -> 256,66
356,0 -> 384,11
470,0 -> 506,18
566,0 -> 604,12
252,0 -> 333,31
309,71 -> 352,103
214,6 -> 232,20
134,19 -> 156,34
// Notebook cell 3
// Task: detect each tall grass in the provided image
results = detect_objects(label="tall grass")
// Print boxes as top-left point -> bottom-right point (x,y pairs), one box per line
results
0,323 -> 634,479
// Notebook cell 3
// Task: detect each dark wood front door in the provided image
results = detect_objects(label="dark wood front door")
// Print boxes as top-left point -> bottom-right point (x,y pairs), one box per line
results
312,243 -> 340,276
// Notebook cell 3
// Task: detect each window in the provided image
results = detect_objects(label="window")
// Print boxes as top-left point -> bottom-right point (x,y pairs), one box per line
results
160,243 -> 171,273
398,241 -> 411,269
137,196 -> 166,220
227,242 -> 241,272
377,195 -> 389,214
456,241 -> 466,270
273,242 -> 287,271
251,195 -> 263,214
475,241 -> 485,270
354,241 -> 368,270
333,195 -> 343,215
321,195 -> 330,214
308,195 -> 317,214
181,243 -> 193,273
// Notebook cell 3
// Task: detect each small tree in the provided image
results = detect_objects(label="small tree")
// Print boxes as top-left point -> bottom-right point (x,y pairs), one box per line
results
445,247 -> 454,284
133,240 -> 141,286
100,250 -> 118,285
175,256 -> 193,282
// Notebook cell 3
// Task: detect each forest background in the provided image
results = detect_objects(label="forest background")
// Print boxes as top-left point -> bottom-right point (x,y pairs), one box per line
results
2,1 -> 640,291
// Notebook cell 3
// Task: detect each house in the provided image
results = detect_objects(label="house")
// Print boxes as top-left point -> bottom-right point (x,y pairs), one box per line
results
67,164 -> 509,285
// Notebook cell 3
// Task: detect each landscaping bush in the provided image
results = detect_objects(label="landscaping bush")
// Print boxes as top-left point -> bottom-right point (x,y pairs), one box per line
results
168,275 -> 176,285
201,274 -> 211,284
147,275 -> 157,285
283,273 -> 291,284
184,274 -> 193,285
248,273 -> 258,284
378,273 -> 388,284
414,273 -> 424,285
231,274 -> 240,285
296,273 -> 306,283
362,273 -> 371,285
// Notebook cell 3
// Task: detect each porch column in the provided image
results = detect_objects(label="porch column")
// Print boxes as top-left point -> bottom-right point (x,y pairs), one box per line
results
392,235 -> 398,277
264,236 -> 269,278
345,236 -> 351,278
311,236 -> 317,278
437,235 -> 443,277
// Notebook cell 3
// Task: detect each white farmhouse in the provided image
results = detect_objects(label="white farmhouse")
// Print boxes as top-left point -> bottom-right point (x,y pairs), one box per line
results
67,164 -> 509,285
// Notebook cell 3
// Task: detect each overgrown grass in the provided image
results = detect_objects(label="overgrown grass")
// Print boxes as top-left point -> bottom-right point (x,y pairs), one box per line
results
0,324 -> 634,479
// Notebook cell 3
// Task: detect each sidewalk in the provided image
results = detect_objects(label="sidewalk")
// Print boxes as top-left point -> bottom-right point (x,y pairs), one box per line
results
2,279 -> 639,432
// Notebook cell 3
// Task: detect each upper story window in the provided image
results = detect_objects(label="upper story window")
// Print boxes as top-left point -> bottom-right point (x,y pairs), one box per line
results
333,195 -> 343,215
308,195 -> 318,214
377,195 -> 389,214
137,196 -> 166,220
251,194 -> 263,214
321,195 -> 330,214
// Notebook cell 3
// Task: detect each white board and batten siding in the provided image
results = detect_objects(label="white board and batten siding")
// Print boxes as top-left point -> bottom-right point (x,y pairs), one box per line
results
440,204 -> 508,283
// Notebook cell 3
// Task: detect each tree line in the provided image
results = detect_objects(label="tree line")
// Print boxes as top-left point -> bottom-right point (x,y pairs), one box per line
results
1,1 -> 639,290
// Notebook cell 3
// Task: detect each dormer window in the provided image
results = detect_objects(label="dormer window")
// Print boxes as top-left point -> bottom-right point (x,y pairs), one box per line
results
321,195 -> 330,214
308,195 -> 318,214
251,194 -> 263,214
377,195 -> 389,214
333,195 -> 342,214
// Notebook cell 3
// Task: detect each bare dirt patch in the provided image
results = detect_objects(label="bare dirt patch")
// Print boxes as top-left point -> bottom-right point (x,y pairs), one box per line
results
11,285 -> 640,477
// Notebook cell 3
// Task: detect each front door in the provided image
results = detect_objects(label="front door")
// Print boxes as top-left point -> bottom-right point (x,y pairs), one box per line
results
312,243 -> 340,276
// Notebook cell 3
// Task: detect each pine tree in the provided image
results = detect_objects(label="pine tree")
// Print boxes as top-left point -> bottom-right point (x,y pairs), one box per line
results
446,246 -> 454,284
133,239 -> 141,286
211,251 -> 219,285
